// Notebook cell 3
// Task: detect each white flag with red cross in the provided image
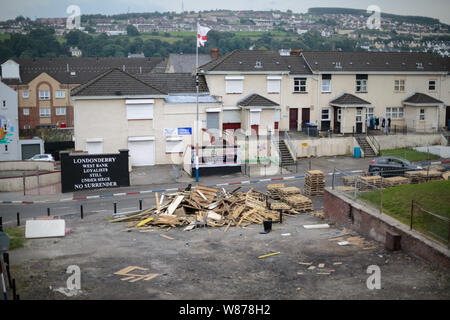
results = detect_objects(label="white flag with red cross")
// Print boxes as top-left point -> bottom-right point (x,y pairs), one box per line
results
197,24 -> 211,47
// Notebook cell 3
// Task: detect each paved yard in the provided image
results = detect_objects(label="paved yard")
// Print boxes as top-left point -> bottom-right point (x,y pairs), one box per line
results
7,201 -> 450,300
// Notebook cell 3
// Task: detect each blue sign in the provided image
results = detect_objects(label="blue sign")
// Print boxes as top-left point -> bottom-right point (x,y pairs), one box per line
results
178,127 -> 192,136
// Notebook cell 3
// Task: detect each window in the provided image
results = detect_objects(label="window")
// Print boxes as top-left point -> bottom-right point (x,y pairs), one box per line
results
356,109 -> 362,123
55,90 -> 66,99
225,76 -> 244,94
39,107 -> 51,117
24,125 -> 30,129
22,90 -> 29,99
39,90 -> 50,100
294,78 -> 307,93
322,74 -> 331,92
419,109 -> 425,121
337,108 -> 342,122
366,107 -> 374,119
267,76 -> 281,93
23,108 -> 30,116
356,75 -> 368,93
250,110 -> 261,125
321,108 -> 330,120
56,107 -> 66,116
428,80 -> 436,91
386,107 -> 404,119
166,137 -> 184,153
394,80 -> 405,92
126,100 -> 154,120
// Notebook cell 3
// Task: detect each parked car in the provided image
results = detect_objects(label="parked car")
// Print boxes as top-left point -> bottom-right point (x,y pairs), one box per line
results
368,156 -> 422,177
27,154 -> 55,162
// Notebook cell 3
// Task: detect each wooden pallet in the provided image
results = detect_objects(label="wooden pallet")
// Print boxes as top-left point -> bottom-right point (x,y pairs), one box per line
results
382,176 -> 410,188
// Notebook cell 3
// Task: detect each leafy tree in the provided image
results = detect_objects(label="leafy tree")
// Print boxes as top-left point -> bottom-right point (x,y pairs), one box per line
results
126,25 -> 139,36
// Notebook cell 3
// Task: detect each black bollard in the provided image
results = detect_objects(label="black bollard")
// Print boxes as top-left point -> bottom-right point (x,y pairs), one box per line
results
114,203 -> 117,214
80,205 -> 84,219
16,212 -> 20,226
47,208 -> 50,217
139,200 -> 143,211
279,209 -> 283,224
0,216 -> 3,231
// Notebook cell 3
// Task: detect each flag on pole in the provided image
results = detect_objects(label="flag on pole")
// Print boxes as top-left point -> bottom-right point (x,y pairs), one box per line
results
197,24 -> 211,47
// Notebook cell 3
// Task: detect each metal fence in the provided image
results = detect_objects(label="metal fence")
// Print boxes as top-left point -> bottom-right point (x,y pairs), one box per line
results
331,167 -> 449,248
410,200 -> 450,248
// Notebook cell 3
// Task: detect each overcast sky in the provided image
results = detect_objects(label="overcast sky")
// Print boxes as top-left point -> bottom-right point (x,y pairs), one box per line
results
1,0 -> 450,24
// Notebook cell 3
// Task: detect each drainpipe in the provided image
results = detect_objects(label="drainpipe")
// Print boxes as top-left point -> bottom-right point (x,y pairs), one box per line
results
311,74 -> 320,130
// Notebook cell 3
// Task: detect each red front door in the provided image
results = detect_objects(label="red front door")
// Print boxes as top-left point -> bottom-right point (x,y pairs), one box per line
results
289,108 -> 298,131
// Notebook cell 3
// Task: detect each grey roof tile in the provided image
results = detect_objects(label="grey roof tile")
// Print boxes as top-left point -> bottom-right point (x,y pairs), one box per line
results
330,93 -> 371,105
238,94 -> 280,107
403,92 -> 443,105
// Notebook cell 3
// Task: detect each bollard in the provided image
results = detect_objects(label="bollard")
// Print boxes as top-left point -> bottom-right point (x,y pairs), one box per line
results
47,208 -> 50,217
80,205 -> 84,220
16,212 -> 20,227
279,209 -> 283,224
139,200 -> 143,211
114,203 -> 117,214
0,216 -> 2,231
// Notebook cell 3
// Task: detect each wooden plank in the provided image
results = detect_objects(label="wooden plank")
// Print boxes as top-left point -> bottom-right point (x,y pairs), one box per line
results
166,195 -> 184,215
155,192 -> 161,213
159,234 -> 175,240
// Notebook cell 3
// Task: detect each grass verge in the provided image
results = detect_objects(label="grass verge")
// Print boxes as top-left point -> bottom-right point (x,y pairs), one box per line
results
380,148 -> 440,162
4,226 -> 26,250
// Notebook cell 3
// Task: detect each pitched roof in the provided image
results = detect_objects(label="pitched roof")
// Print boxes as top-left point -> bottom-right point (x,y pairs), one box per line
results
330,93 -> 371,106
137,73 -> 209,94
301,51 -> 448,73
201,50 -> 312,74
402,92 -> 443,105
71,68 -> 166,97
0,57 -> 167,85
237,94 -> 280,107
168,54 -> 213,73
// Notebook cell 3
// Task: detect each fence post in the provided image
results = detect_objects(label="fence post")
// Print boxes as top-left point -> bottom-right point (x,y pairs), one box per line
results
380,186 -> 383,214
332,167 -> 336,190
410,200 -> 414,230
16,212 -> 20,227
139,200 -> 143,211
36,166 -> 40,196
448,219 -> 450,249
22,173 -> 26,196
80,205 -> 84,220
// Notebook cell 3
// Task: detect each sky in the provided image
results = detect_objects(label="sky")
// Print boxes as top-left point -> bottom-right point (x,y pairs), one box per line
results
1,0 -> 450,24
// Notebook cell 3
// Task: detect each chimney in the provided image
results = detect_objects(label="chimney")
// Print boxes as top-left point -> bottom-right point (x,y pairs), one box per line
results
210,48 -> 219,60
290,49 -> 303,56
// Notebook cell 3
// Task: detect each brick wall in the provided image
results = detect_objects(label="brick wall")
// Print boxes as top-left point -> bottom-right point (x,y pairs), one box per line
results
324,189 -> 450,270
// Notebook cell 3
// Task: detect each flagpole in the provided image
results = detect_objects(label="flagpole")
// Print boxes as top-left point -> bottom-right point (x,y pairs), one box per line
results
195,21 -> 200,183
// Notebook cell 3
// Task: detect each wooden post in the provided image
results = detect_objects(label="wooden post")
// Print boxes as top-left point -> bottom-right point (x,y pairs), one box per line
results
155,192 -> 161,214
22,173 -> 26,196
410,200 -> 414,230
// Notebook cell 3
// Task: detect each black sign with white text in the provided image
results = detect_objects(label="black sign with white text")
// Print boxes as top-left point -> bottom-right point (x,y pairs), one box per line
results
60,150 -> 130,193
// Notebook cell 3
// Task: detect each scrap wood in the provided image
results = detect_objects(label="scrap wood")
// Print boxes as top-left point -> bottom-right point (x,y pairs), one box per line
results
258,252 -> 280,259
159,234 -> 175,240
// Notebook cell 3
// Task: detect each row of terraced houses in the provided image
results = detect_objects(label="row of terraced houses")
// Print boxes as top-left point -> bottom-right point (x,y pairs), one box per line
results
1,49 -> 449,167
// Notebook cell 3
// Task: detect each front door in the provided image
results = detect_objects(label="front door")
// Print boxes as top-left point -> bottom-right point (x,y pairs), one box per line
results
333,107 -> 341,134
301,108 -> 310,127
356,108 -> 363,134
289,108 -> 298,131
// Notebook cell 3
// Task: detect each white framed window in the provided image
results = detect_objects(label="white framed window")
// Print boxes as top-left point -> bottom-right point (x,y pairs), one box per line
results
166,137 -> 184,153
56,107 -> 66,116
322,74 -> 331,92
24,125 -> 31,129
356,75 -> 368,93
22,90 -> 29,99
321,108 -> 331,120
337,108 -> 342,122
386,107 -> 404,119
356,109 -> 362,123
126,100 -> 154,120
428,80 -> 436,92
366,107 -> 374,119
274,109 -> 281,122
39,107 -> 51,117
394,79 -> 405,92
419,109 -> 425,121
55,90 -> 66,99
23,108 -> 30,116
267,76 -> 281,93
225,76 -> 244,94
39,90 -> 50,100
294,78 -> 307,93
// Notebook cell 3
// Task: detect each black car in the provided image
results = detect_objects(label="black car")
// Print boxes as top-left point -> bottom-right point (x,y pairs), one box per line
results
368,156 -> 422,177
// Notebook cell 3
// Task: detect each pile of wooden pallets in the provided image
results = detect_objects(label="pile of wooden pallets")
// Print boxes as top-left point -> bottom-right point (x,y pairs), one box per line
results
304,170 -> 325,196
382,176 -> 410,188
417,170 -> 443,183
342,175 -> 358,186
423,165 -> 446,172
282,194 -> 313,212
357,176 -> 382,191
405,171 -> 421,184
442,172 -> 450,181
279,186 -> 302,198
267,183 -> 285,200
110,186 -> 290,232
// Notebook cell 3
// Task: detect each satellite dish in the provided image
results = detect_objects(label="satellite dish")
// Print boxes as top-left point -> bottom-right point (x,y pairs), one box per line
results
0,232 -> 10,253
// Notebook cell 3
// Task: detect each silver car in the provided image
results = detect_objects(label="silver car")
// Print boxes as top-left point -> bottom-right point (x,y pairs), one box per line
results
28,154 -> 55,162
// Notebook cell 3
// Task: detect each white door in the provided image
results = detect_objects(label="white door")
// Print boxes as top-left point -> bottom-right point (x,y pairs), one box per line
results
86,142 -> 103,154
128,138 -> 155,166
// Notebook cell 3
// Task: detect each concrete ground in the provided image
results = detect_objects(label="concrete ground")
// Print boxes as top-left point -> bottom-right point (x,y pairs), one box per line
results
7,203 -> 450,300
